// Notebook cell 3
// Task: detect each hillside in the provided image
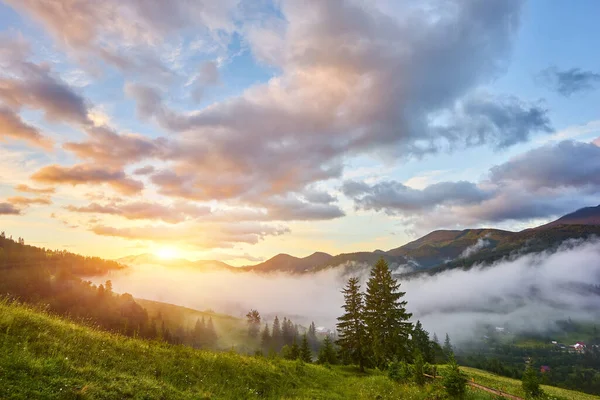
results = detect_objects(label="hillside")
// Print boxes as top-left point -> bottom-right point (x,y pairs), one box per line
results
242,251 -> 333,273
536,204 -> 600,229
0,300 -> 445,400
118,253 -> 236,272
116,204 -> 600,275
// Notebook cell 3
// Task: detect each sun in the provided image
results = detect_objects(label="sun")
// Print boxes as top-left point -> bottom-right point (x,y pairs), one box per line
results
154,247 -> 180,260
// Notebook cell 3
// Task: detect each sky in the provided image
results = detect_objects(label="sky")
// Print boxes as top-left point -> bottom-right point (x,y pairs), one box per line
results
0,0 -> 599,265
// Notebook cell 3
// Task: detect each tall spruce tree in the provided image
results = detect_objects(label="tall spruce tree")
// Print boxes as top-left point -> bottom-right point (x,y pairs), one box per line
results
246,309 -> 261,338
336,277 -> 368,371
206,317 -> 218,348
272,316 -> 282,350
260,323 -> 271,350
412,320 -> 434,363
308,321 -> 318,352
364,258 -> 412,368
317,336 -> 338,365
443,333 -> 453,358
300,334 -> 312,363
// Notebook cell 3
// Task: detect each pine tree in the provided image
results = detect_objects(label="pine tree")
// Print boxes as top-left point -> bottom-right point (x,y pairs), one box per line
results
317,336 -> 338,365
308,321 -> 318,351
282,317 -> 291,345
413,351 -> 425,386
443,354 -> 466,399
336,277 -> 368,371
192,318 -> 204,348
300,334 -> 312,363
272,316 -> 282,350
260,323 -> 271,350
443,333 -> 454,358
246,309 -> 261,338
433,333 -> 439,344
522,362 -> 543,398
412,320 -> 433,363
206,317 -> 218,348
364,258 -> 412,367
283,337 -> 300,360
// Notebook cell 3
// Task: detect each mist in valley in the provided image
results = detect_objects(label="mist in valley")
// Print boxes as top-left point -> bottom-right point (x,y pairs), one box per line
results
96,238 -> 600,344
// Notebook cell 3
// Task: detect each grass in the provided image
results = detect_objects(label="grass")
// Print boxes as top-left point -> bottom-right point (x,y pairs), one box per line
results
453,366 -> 600,400
0,300 -> 471,400
135,298 -> 251,350
1,300 -> 595,399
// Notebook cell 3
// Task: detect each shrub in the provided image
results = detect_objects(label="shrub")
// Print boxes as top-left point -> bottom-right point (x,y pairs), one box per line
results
443,355 -> 467,399
388,360 -> 412,383
522,364 -> 544,398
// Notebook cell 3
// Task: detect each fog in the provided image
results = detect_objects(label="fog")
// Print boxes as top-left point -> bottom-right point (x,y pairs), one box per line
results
95,238 -> 600,344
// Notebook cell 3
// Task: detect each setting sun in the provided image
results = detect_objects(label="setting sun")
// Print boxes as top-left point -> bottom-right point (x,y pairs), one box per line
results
154,247 -> 180,260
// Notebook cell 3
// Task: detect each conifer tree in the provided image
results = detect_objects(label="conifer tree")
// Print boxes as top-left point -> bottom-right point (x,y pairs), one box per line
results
272,316 -> 282,350
282,317 -> 291,345
412,320 -> 434,363
522,362 -> 543,398
317,336 -> 338,365
443,354 -> 466,398
246,309 -> 261,338
308,321 -> 318,351
192,318 -> 204,348
443,333 -> 454,358
336,276 -> 368,371
300,334 -> 312,363
206,317 -> 218,348
364,258 -> 412,367
260,323 -> 271,350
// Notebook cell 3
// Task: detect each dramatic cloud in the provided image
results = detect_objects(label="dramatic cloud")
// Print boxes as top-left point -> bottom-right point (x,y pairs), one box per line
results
344,140 -> 600,229
133,165 -> 156,176
3,0 -> 240,76
122,0 -> 549,207
14,184 -> 55,194
65,201 -> 211,224
343,180 -> 490,213
90,221 -> 290,249
0,108 -> 53,149
538,67 -> 600,96
0,36 -> 90,125
31,164 -> 144,195
63,126 -> 168,166
7,196 -> 51,206
0,202 -> 20,215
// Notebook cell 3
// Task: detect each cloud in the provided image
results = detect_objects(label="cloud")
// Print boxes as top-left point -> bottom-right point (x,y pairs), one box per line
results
122,0 -> 547,209
490,140 -> 600,190
7,196 -> 52,206
90,221 -> 290,248
0,36 -> 91,125
133,165 -> 156,175
96,238 -> 600,341
343,180 -> 490,213
343,140 -> 600,229
31,164 -> 144,195
538,67 -> 600,96
458,237 -> 491,259
189,60 -> 221,102
15,184 -> 55,194
65,200 -> 211,223
0,202 -> 21,215
63,125 -> 168,166
0,108 -> 53,149
4,0 -> 239,76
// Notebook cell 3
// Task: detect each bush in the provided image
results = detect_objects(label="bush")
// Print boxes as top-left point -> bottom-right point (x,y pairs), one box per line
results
413,352 -> 425,386
388,360 -> 412,383
443,355 -> 467,399
522,364 -> 544,398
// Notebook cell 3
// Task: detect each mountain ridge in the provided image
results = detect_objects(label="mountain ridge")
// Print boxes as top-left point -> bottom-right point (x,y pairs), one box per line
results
119,204 -> 600,275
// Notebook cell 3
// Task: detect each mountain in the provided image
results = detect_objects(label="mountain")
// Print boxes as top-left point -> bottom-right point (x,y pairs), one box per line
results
536,204 -> 600,229
118,253 -> 236,271
118,205 -> 600,275
242,251 -> 333,273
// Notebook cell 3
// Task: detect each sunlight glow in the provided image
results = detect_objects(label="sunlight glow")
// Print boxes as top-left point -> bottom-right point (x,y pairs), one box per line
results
154,247 -> 180,260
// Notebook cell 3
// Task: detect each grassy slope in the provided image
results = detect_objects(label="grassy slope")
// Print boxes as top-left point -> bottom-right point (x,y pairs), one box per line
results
456,366 -> 600,400
0,301 -> 445,400
135,298 -> 251,349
